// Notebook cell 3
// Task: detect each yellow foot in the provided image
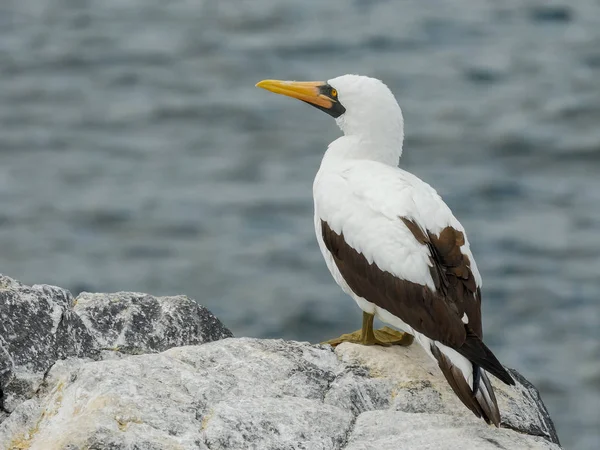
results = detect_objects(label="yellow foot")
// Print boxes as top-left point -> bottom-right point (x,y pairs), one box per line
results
321,312 -> 414,348
321,326 -> 414,348
372,326 -> 415,347
321,329 -> 363,347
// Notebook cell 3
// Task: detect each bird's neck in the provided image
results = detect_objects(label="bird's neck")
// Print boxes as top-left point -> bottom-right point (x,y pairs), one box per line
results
330,110 -> 405,167
323,133 -> 403,168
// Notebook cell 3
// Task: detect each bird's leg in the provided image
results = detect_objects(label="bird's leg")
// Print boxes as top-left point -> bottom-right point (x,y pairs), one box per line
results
363,312 -> 414,346
321,312 -> 414,347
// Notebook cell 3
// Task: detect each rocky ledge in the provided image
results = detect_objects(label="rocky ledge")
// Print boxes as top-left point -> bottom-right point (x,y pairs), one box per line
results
0,275 -> 560,449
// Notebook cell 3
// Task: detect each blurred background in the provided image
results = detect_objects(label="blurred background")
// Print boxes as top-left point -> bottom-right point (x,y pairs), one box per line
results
0,0 -> 599,448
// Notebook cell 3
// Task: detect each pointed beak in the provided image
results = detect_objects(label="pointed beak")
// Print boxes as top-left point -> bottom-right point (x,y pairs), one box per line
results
256,80 -> 333,109
256,79 -> 346,118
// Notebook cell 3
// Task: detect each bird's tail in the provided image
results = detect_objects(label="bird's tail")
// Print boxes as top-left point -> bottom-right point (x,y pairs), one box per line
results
430,343 -> 507,426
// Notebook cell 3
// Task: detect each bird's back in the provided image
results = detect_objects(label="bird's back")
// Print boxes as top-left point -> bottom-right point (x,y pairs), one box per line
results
313,158 -> 481,290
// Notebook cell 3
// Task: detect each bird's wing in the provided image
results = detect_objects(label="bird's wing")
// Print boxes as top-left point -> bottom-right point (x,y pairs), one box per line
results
314,160 -> 483,348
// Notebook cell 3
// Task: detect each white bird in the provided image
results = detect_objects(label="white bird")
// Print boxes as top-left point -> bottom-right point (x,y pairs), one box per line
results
256,74 -> 514,426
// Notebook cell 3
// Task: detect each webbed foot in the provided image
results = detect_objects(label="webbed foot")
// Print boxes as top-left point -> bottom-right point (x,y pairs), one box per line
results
321,312 -> 414,347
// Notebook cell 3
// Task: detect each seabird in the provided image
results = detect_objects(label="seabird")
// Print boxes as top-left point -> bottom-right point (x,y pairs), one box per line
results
256,74 -> 515,425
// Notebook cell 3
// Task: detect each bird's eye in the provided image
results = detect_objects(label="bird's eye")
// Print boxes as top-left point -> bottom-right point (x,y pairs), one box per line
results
331,88 -> 337,98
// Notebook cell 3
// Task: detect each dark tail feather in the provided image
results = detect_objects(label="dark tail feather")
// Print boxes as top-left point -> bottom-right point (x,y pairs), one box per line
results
455,328 -> 515,386
475,370 -> 501,426
431,344 -> 501,427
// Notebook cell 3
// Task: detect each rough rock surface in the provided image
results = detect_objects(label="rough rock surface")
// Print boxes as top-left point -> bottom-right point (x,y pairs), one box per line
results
0,275 -> 560,449
0,275 -> 232,416
74,291 -> 233,353
0,276 -> 95,413
0,338 -> 561,450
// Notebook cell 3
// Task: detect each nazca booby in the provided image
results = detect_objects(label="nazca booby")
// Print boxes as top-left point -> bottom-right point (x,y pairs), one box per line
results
256,75 -> 514,426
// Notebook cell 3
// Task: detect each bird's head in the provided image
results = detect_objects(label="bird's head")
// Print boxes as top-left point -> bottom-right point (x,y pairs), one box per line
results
256,74 -> 403,142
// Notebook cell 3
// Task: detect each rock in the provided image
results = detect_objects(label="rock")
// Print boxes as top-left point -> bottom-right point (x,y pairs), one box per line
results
335,343 -> 561,447
74,291 -> 233,353
0,275 -> 560,449
0,275 -> 232,417
0,338 -> 561,450
345,411 -> 553,450
0,276 -> 95,413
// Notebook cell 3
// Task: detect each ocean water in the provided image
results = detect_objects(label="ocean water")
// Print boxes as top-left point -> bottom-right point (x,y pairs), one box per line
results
1,1 -> 599,448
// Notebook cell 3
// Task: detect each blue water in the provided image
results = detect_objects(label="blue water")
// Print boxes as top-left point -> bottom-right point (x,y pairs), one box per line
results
1,1 -> 599,448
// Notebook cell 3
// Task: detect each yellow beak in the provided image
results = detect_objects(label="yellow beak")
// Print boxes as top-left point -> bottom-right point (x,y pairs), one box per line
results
255,80 -> 333,109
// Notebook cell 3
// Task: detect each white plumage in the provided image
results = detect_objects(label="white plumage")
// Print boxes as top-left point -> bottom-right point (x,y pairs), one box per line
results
313,131 -> 482,389
257,74 -> 513,425
311,75 -> 480,384
314,159 -> 482,291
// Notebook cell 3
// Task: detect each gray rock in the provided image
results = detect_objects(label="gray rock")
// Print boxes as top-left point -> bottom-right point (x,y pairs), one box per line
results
345,410 -> 557,450
0,275 -> 232,418
335,343 -> 561,447
505,369 -> 561,445
74,291 -> 233,353
0,275 -> 560,449
0,338 -> 561,450
0,276 -> 95,412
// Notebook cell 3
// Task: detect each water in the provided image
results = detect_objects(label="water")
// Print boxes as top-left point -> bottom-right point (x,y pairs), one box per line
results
1,1 -> 599,448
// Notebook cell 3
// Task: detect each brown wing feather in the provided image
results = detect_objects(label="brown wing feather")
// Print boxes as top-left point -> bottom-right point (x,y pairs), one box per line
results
405,218 -> 483,338
321,219 -> 514,386
321,220 -> 466,346
322,218 -> 475,347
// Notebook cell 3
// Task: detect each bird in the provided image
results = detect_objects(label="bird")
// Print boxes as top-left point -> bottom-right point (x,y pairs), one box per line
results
256,74 -> 515,426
